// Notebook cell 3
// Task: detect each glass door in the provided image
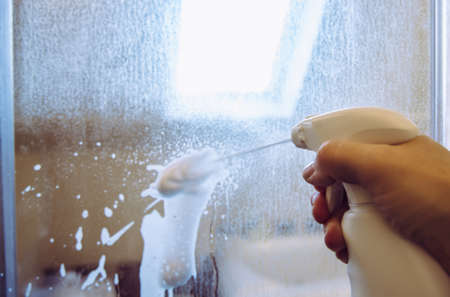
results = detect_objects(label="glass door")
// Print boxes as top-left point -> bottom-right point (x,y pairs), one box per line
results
3,0 -> 443,296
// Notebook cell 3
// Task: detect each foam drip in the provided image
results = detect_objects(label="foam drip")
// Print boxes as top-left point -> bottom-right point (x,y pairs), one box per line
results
139,149 -> 224,296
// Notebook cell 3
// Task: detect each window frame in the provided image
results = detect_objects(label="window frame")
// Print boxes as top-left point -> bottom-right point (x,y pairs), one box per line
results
431,0 -> 447,145
0,0 -> 17,296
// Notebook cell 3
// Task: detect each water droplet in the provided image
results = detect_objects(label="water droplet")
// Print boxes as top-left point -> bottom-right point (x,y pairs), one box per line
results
59,264 -> 66,277
75,227 -> 83,251
22,185 -> 32,195
104,207 -> 113,218
82,210 -> 89,219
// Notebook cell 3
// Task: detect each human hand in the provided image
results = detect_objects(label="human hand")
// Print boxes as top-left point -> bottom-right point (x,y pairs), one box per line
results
302,136 -> 450,274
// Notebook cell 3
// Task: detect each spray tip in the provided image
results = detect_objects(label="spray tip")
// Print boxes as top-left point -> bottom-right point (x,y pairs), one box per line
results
291,124 -> 308,149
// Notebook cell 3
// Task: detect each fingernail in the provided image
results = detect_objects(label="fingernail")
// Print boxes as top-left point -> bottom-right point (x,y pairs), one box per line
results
337,249 -> 349,264
303,162 -> 315,180
326,183 -> 344,214
325,186 -> 336,214
310,192 -> 319,206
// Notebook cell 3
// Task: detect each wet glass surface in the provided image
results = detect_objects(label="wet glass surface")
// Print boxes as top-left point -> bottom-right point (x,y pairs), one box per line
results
14,0 -> 432,296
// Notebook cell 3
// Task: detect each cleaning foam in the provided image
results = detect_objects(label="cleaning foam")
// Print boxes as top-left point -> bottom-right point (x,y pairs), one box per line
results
75,227 -> 83,251
139,149 -> 224,296
155,149 -> 219,197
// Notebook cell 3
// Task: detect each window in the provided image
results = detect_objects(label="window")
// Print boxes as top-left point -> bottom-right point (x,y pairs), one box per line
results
171,0 -> 325,119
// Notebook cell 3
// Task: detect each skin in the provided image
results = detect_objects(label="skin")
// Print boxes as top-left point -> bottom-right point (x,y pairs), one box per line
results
302,136 -> 450,275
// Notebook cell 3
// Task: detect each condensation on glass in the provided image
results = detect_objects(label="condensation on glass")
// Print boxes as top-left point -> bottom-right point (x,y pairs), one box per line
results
13,0 -> 431,296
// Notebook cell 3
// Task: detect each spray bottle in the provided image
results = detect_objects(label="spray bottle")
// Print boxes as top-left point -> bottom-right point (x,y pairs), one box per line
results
291,107 -> 449,297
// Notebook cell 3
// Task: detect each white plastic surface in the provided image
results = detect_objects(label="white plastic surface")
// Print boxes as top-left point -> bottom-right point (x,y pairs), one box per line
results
343,184 -> 372,205
291,107 -> 419,151
343,205 -> 450,297
292,107 -> 449,297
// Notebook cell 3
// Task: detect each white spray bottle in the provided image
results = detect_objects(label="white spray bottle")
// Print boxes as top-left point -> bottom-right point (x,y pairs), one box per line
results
291,107 -> 449,297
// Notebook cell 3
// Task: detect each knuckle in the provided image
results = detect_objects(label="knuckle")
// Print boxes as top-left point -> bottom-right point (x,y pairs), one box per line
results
324,231 -> 336,251
317,140 -> 343,167
312,206 -> 327,224
323,222 -> 343,251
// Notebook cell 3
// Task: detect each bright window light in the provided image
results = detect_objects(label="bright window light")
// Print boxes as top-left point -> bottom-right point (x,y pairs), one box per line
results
176,0 -> 290,95
171,0 -> 326,119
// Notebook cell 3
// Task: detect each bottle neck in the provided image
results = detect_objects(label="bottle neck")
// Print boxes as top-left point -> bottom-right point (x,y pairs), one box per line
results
349,202 -> 375,209
343,183 -> 373,205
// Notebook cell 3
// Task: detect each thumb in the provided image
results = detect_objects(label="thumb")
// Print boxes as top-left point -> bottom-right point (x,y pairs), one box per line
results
305,140 -> 383,187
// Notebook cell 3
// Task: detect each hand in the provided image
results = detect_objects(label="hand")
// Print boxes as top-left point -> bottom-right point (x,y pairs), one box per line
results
302,136 -> 450,274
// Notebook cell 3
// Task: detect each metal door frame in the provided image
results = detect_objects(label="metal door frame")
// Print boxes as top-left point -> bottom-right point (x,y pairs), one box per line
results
0,0 -> 17,296
431,0 -> 447,145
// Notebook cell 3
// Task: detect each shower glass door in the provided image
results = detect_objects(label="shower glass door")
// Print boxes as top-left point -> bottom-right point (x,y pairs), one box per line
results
4,0 -> 442,296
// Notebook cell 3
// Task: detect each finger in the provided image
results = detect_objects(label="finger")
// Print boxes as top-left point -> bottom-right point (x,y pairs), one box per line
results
336,248 -> 349,264
310,192 -> 318,206
316,140 -> 385,187
303,162 -> 336,187
314,185 -> 326,193
312,192 -> 331,224
323,202 -> 349,253
305,170 -> 336,187
302,162 -> 314,181
325,182 -> 345,214
324,217 -> 346,252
